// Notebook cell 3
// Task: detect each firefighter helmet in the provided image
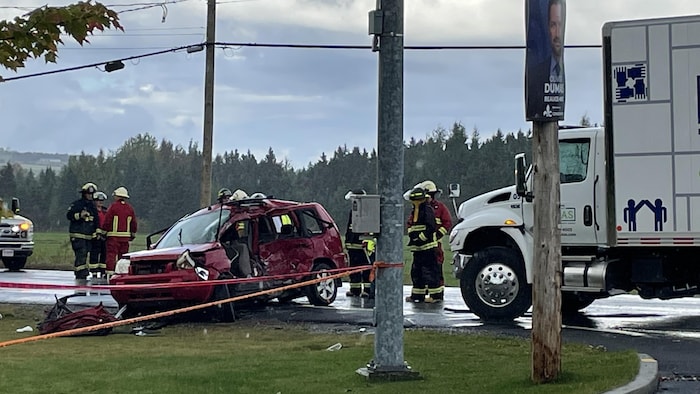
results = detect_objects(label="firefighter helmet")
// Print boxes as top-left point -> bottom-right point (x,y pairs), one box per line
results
408,187 -> 427,201
113,186 -> 130,199
231,189 -> 249,201
250,192 -> 266,199
81,182 -> 97,194
420,180 -> 439,193
93,191 -> 107,201
217,188 -> 233,200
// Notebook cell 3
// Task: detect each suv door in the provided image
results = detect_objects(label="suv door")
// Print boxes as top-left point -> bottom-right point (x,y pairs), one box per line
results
258,212 -> 311,275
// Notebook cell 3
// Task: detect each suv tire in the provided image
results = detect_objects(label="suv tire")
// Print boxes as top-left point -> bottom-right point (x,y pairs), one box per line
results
306,262 -> 337,306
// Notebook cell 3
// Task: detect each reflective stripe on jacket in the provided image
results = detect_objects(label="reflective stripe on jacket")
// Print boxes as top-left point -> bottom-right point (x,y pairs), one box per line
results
102,200 -> 138,238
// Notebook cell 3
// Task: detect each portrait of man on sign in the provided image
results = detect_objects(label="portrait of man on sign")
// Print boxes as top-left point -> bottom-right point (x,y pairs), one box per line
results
525,0 -> 566,121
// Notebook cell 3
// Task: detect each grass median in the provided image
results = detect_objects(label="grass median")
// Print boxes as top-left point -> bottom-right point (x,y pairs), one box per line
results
0,304 -> 638,394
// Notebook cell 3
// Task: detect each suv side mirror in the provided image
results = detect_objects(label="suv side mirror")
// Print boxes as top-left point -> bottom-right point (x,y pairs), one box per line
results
11,197 -> 20,214
515,153 -> 527,197
448,183 -> 460,198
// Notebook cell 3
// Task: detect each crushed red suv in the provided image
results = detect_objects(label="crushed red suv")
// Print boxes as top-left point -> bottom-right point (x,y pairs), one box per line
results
109,195 -> 347,319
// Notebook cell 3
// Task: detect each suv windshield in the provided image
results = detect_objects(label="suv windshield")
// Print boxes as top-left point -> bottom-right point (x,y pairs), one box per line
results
157,209 -> 231,248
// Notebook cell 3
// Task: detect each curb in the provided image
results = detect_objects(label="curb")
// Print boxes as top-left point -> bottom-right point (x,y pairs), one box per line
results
604,353 -> 659,394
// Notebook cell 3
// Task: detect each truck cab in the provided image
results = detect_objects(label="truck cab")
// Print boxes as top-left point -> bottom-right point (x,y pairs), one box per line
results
0,198 -> 34,271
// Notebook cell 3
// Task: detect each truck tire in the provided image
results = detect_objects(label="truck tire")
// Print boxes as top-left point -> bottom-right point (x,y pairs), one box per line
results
561,292 -> 596,315
460,246 -> 531,321
2,257 -> 27,272
306,262 -> 337,306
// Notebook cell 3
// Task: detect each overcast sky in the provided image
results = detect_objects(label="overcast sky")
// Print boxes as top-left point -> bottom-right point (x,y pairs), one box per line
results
2,0 -> 700,168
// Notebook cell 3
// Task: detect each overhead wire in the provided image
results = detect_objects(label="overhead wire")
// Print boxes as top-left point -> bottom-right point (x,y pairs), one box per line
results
0,41 -> 601,83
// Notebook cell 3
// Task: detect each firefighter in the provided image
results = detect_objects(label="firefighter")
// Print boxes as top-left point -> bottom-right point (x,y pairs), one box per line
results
102,186 -> 138,279
344,189 -> 373,297
88,191 -> 108,279
217,188 -> 233,202
66,182 -> 100,282
405,187 -> 442,303
420,180 -> 452,299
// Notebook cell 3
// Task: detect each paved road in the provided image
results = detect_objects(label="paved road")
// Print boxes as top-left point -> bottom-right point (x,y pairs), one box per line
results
2,269 -> 700,392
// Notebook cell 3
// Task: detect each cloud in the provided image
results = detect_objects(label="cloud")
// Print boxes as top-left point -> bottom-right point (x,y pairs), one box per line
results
3,0 -> 700,168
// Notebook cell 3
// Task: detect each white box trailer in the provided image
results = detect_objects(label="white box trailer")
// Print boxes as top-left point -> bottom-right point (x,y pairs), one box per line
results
446,14 -> 700,321
604,15 -> 700,246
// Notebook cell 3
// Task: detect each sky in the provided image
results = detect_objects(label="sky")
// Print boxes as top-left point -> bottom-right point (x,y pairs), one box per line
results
2,0 -> 700,169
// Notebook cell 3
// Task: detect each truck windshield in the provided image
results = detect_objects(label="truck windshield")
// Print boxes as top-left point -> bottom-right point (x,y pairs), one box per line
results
559,139 -> 590,184
157,208 -> 231,248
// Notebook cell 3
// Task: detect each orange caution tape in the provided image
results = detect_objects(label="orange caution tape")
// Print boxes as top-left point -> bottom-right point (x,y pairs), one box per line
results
0,266 -> 370,349
368,261 -> 404,282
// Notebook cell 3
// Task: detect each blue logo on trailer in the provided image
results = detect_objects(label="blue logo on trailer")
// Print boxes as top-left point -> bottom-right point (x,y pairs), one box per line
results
623,198 -> 667,231
614,63 -> 647,103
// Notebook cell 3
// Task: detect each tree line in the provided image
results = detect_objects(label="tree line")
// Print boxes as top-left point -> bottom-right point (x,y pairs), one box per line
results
0,122 -> 532,235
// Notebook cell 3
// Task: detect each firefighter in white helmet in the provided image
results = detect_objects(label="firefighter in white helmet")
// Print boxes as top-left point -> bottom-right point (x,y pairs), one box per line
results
230,189 -> 249,201
101,186 -> 138,278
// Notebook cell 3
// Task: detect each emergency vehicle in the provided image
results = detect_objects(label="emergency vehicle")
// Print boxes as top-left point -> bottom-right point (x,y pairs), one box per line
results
0,198 -> 34,271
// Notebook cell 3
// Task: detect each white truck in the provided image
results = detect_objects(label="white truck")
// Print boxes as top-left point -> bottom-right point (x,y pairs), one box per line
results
0,198 -> 34,271
449,14 -> 700,321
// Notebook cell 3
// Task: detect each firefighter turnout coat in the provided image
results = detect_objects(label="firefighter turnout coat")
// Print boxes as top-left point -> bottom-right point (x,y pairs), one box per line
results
102,199 -> 137,240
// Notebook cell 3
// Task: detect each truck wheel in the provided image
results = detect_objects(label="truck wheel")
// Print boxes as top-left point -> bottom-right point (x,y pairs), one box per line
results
2,257 -> 27,272
306,262 -> 337,306
561,292 -> 596,315
460,246 -> 531,322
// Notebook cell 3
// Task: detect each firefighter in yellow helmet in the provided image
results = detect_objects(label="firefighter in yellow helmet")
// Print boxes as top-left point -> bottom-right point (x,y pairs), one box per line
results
420,180 -> 451,299
66,182 -> 100,282
405,187 -> 441,303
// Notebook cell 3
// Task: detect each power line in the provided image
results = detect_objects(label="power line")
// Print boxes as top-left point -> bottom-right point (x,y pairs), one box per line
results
214,42 -> 601,50
0,43 -> 199,82
0,41 -> 602,83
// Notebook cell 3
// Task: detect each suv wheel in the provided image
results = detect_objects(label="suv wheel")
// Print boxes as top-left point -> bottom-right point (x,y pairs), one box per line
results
306,262 -> 337,306
2,257 -> 27,272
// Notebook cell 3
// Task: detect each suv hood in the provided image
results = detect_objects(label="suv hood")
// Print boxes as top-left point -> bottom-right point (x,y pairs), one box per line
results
126,243 -> 217,261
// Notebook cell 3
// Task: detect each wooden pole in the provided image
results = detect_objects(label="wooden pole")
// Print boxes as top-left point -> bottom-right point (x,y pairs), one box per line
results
199,0 -> 216,207
531,120 -> 562,383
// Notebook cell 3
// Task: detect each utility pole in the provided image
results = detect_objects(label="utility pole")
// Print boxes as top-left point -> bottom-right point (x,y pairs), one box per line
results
531,120 -> 562,382
199,0 -> 216,207
357,0 -> 418,381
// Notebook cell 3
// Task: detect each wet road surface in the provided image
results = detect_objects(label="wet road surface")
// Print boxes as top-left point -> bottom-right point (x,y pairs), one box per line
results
2,269 -> 699,392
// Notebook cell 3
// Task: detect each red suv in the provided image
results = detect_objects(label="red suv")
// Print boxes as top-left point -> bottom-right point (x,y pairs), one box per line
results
109,196 -> 347,319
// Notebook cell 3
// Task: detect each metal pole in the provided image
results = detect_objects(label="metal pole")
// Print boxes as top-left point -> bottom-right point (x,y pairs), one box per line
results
200,0 -> 216,207
358,0 -> 418,381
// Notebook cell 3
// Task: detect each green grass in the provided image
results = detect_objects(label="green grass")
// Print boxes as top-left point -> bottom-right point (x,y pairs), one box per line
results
27,232 -> 148,271
27,232 -> 459,287
0,304 -> 638,394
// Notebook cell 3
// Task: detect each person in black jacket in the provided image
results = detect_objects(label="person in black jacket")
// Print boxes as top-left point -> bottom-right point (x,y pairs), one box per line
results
405,187 -> 441,303
66,182 -> 100,282
344,189 -> 374,298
